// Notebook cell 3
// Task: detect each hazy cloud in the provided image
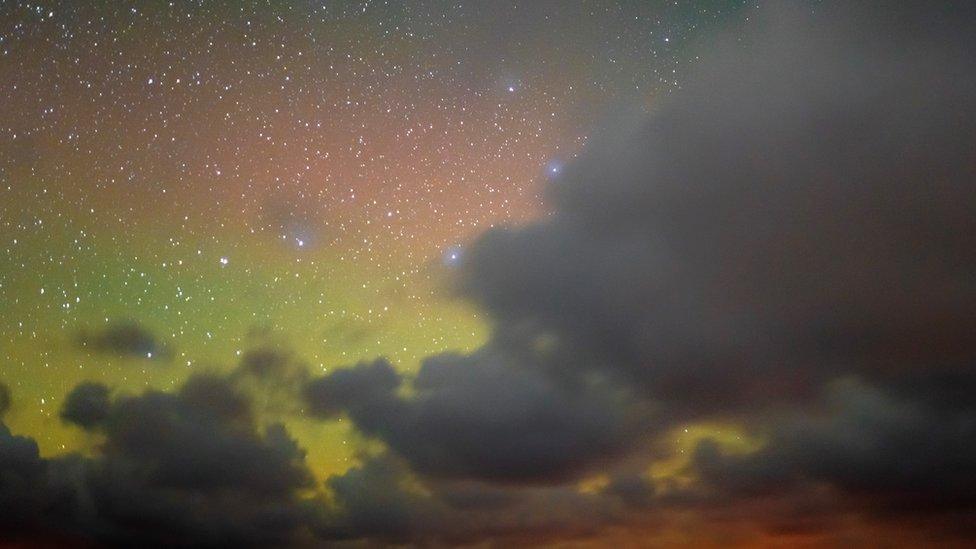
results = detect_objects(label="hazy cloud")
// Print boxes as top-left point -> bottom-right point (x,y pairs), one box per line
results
461,3 -> 976,413
78,321 -> 170,360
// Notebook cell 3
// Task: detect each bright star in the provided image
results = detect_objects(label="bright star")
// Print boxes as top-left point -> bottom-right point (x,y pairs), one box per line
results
443,246 -> 463,267
545,160 -> 563,178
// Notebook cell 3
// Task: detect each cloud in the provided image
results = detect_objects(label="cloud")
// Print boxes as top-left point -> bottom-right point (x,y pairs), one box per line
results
0,382 -> 10,417
0,361 -> 639,546
689,373 -> 976,514
460,2 -> 976,414
231,347 -> 312,417
303,357 -> 401,419
305,349 -> 643,483
309,1 -> 976,540
60,381 -> 111,428
77,321 -> 171,360
319,452 -> 637,545
72,375 -> 313,497
0,422 -> 49,535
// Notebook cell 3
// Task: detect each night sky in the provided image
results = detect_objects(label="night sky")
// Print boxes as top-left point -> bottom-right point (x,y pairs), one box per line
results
1,0 -> 741,468
2,1 -> 976,547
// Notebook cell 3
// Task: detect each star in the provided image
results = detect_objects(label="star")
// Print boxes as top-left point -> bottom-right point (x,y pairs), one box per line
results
443,246 -> 463,267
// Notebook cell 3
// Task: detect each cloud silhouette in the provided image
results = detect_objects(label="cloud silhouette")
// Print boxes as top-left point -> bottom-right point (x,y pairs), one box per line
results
689,373 -> 976,514
2,370 -> 321,546
305,349 -> 642,483
307,1 -> 976,540
77,321 -> 171,360
60,381 -> 110,428
460,3 -> 976,413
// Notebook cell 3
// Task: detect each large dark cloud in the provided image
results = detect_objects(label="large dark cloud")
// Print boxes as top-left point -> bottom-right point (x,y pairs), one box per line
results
461,3 -> 976,413
318,452 -> 639,546
305,350 -> 642,483
1,368 -> 322,546
689,373 -> 976,514
305,0 -> 976,539
0,364 -> 641,547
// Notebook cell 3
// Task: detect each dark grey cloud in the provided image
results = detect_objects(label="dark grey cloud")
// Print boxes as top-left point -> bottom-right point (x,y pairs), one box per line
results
78,321 -> 171,361
73,375 -> 314,498
305,349 -> 642,483
319,452 -> 635,546
0,422 -> 49,535
2,371 -> 321,547
602,472 -> 656,509
309,0 -> 976,539
689,374 -> 976,514
0,365 -> 640,547
460,2 -> 976,413
304,357 -> 401,419
60,380 -> 111,428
